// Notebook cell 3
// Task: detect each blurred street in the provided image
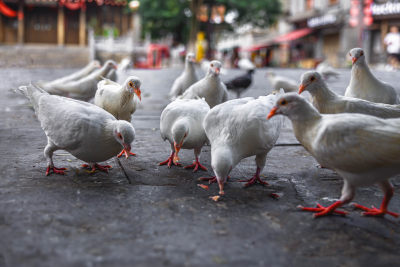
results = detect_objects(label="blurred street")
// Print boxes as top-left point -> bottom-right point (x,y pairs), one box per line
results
1,66 -> 400,266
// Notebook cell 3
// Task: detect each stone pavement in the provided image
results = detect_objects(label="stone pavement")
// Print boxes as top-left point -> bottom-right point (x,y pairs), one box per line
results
1,66 -> 400,267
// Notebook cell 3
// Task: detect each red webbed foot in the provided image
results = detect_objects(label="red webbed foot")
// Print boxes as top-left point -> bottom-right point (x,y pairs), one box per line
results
353,203 -> 399,218
117,149 -> 136,158
82,163 -> 112,173
46,166 -> 67,176
159,153 -> 181,168
239,174 -> 268,187
298,201 -> 348,218
198,176 -> 217,184
184,160 -> 207,172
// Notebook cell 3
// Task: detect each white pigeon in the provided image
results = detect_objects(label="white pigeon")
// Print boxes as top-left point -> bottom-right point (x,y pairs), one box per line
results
345,48 -> 399,104
180,60 -> 228,108
237,58 -> 255,70
94,76 -> 141,158
299,71 -> 400,119
42,60 -> 117,101
268,93 -> 400,218
266,71 -> 298,92
316,61 -> 339,80
105,57 -> 132,83
200,91 -> 283,195
169,53 -> 198,100
38,60 -> 101,88
15,84 -> 136,175
159,98 -> 210,172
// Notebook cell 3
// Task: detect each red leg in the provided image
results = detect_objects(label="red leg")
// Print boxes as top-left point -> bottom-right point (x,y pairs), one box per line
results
159,152 -> 181,168
353,188 -> 399,218
198,176 -> 230,184
45,165 -> 67,176
82,163 -> 112,173
298,201 -> 348,218
198,176 -> 217,184
238,167 -> 268,187
184,157 -> 207,172
117,149 -> 136,158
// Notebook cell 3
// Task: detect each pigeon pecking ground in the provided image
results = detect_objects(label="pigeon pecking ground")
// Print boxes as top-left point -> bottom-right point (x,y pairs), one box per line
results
0,66 -> 400,266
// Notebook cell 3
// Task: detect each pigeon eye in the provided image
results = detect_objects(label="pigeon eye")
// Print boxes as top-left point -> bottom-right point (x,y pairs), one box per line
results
184,133 -> 187,138
129,82 -> 133,87
310,76 -> 315,81
210,64 -> 214,67
360,51 -> 364,56
118,133 -> 123,139
280,99 -> 287,105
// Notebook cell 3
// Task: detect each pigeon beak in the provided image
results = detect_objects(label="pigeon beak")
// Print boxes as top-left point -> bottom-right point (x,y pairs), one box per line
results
114,65 -> 118,69
352,57 -> 357,64
267,106 -> 278,120
134,87 -> 142,101
173,141 -> 182,164
215,68 -> 220,75
298,84 -> 306,94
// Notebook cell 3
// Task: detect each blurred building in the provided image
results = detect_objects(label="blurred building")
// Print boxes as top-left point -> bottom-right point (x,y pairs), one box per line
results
0,0 -> 133,46
217,0 -> 398,68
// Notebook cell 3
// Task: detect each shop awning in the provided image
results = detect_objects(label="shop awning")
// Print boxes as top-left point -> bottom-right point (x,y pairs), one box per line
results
0,0 -> 17,18
273,28 -> 312,43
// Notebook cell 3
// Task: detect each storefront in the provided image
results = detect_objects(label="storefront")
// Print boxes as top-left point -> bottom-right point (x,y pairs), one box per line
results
306,11 -> 344,67
368,0 -> 400,63
0,0 -> 132,45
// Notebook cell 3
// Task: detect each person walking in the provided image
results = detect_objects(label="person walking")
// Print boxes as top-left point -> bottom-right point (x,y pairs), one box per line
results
384,26 -> 400,68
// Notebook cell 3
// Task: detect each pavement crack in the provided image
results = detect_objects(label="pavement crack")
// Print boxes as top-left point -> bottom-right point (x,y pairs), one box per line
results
287,175 -> 304,202
115,158 -> 132,184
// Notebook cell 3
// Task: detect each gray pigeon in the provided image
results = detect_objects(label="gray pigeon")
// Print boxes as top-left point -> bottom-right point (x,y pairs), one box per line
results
180,60 -> 228,108
169,53 -> 198,100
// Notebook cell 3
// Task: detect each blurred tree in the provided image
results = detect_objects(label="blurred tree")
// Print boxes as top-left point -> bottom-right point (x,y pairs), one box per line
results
139,0 -> 190,44
138,0 -> 281,45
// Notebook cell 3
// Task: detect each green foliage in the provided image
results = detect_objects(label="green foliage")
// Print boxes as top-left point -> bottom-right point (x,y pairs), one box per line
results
138,0 -> 282,43
138,0 -> 190,42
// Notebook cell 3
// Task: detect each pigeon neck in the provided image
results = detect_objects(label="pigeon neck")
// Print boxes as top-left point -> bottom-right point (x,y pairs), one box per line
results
288,101 -> 321,124
350,60 -> 374,84
185,60 -> 194,72
311,81 -> 337,104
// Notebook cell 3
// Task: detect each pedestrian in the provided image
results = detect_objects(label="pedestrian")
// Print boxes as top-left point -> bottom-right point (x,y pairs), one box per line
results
384,26 -> 400,68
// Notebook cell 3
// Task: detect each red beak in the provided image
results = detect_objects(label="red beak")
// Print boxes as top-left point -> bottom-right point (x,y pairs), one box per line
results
267,106 -> 278,119
298,84 -> 306,94
352,57 -> 357,64
134,87 -> 141,101
215,68 -> 220,74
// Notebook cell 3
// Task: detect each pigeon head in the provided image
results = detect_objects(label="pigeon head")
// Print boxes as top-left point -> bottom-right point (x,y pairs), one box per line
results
211,147 -> 233,195
299,71 -> 323,94
208,60 -> 222,76
267,93 -> 314,120
104,60 -> 118,70
113,120 -> 135,153
186,52 -> 196,63
171,119 -> 189,163
92,60 -> 101,69
349,48 -> 365,65
124,76 -> 142,101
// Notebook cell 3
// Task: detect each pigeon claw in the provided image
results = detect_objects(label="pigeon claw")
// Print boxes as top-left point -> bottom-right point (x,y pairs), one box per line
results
159,153 -> 181,168
82,163 -> 112,173
353,203 -> 399,218
184,160 -> 208,172
117,149 -> 136,158
198,176 -> 217,184
45,166 -> 67,176
298,201 -> 348,218
239,174 -> 268,187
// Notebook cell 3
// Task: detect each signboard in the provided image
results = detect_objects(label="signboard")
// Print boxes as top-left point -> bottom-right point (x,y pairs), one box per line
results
307,13 -> 337,28
371,1 -> 400,16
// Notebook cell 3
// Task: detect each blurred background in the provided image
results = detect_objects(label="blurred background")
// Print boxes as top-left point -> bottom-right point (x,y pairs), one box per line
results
0,0 -> 398,69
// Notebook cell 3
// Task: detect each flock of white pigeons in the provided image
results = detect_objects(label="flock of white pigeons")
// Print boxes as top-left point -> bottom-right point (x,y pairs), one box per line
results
14,47 -> 400,219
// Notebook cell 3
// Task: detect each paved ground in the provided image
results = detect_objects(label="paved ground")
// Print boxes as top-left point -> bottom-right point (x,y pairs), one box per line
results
1,65 -> 400,267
